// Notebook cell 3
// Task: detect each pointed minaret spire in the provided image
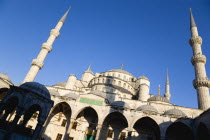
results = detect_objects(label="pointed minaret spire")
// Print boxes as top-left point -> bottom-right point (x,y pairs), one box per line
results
189,9 -> 210,110
23,8 -> 70,83
60,7 -> 71,24
190,8 -> 197,28
164,69 -> 171,100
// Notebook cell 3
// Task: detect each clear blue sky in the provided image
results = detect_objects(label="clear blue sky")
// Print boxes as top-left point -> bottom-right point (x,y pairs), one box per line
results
0,0 -> 210,109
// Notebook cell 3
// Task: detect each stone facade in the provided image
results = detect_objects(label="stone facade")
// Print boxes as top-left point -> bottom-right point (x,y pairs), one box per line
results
0,9 -> 210,140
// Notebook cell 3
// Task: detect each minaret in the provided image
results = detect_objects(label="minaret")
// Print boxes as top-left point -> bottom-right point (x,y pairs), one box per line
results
23,8 -> 70,83
164,69 -> 171,100
189,9 -> 210,110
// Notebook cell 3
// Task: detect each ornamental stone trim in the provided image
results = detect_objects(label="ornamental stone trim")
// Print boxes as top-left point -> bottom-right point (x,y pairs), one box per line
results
32,59 -> 44,69
191,54 -> 206,65
42,43 -> 52,52
50,29 -> 60,38
193,78 -> 210,88
189,36 -> 202,46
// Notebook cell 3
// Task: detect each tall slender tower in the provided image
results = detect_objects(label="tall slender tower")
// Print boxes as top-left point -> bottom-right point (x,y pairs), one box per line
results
189,9 -> 210,110
164,69 -> 171,100
23,8 -> 70,83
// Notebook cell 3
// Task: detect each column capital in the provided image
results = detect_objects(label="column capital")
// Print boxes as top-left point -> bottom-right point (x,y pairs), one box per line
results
32,59 -> 44,69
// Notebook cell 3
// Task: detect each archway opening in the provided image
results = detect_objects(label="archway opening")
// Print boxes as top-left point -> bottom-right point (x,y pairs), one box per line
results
166,122 -> 194,140
133,117 -> 160,140
70,107 -> 98,140
43,102 -> 71,140
99,111 -> 128,140
197,122 -> 210,140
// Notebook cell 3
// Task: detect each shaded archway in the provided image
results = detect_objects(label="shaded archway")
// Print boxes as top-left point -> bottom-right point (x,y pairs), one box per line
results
70,107 -> 98,140
98,111 -> 128,140
133,117 -> 160,140
166,122 -> 194,140
43,102 -> 71,140
197,122 -> 210,140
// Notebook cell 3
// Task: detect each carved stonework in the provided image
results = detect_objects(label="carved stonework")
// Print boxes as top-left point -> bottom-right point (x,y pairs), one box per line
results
193,78 -> 210,89
191,54 -> 206,65
32,59 -> 44,69
42,43 -> 52,52
189,36 -> 202,46
50,29 -> 60,38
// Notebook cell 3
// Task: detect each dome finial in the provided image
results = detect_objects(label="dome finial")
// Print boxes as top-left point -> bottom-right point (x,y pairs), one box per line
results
190,8 -> 197,28
158,84 -> 161,95
120,63 -> 124,70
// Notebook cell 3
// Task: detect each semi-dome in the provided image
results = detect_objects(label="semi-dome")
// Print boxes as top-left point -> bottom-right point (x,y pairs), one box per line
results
136,105 -> 158,114
148,95 -> 170,103
0,73 -> 12,83
108,69 -> 133,76
164,109 -> 187,117
20,82 -> 50,98
110,101 -> 130,109
138,75 -> 149,81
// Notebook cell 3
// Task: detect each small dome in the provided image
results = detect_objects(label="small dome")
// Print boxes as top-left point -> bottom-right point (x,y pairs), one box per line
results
138,75 -> 149,81
164,109 -> 187,117
20,82 -> 50,98
108,69 -> 133,76
148,95 -> 170,103
0,73 -> 12,83
48,89 -> 60,97
63,93 -> 79,100
53,82 -> 66,87
110,101 -> 130,109
136,105 -> 158,114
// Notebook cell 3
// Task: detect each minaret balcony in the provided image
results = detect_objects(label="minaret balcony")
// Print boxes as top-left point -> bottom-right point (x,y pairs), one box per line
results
193,78 -> 210,89
50,29 -> 60,38
32,59 -> 44,69
42,43 -> 52,52
191,54 -> 206,65
189,36 -> 202,46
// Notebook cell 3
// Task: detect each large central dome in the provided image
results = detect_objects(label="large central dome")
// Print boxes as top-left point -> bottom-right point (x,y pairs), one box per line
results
108,69 -> 133,76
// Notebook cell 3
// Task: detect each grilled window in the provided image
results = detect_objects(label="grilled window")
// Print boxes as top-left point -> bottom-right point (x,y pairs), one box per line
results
56,134 -> 63,140
61,119 -> 67,127
107,129 -> 113,138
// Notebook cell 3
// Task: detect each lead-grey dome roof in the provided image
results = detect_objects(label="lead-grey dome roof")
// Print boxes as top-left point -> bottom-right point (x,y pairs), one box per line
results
0,73 -> 12,83
110,101 -> 130,109
48,89 -> 60,97
108,69 -> 133,76
63,93 -> 79,100
20,82 -> 50,98
53,82 -> 66,87
164,109 -> 187,117
88,91 -> 106,98
136,105 -> 158,114
148,95 -> 170,103
138,75 -> 149,81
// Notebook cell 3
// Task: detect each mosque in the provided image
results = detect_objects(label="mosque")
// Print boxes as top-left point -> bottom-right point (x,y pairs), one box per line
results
0,8 -> 210,140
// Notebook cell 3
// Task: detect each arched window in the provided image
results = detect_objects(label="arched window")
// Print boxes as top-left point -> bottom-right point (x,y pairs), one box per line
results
123,83 -> 126,88
118,81 -> 121,86
103,79 -> 105,83
118,74 -> 121,78
113,80 -> 116,85
107,79 -> 111,84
